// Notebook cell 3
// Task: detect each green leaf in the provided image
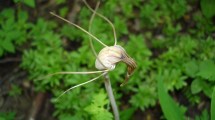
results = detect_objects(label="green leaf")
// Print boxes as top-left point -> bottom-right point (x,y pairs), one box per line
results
13,0 -> 19,3
157,76 -> 185,120
0,47 -> 3,56
130,84 -> 156,111
91,91 -> 107,105
0,9 -> 14,19
59,7 -> 68,17
197,60 -> 215,81
2,40 -> 15,53
13,0 -> 35,7
211,87 -> 215,120
120,108 -> 136,120
191,79 -> 204,94
23,0 -> 35,8
184,60 -> 198,77
202,83 -> 213,98
85,90 -> 113,120
200,0 -> 215,18
0,112 -> 16,120
18,10 -> 28,23
56,0 -> 66,4
59,114 -> 82,120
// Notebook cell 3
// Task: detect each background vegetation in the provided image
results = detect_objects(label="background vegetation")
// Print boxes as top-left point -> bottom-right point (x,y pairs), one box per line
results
0,0 -> 215,120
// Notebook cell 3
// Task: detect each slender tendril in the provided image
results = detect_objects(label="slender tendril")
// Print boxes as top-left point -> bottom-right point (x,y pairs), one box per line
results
83,0 -> 117,45
36,70 -> 109,81
50,12 -> 108,47
56,72 -> 106,100
88,1 -> 107,68
88,1 -> 100,57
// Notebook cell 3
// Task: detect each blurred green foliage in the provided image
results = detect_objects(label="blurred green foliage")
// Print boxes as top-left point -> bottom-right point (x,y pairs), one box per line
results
211,87 -> 215,120
0,9 -> 31,56
13,0 -> 35,8
200,0 -> 215,18
84,90 -> 113,120
194,109 -> 210,120
1,0 -> 215,119
0,112 -> 16,120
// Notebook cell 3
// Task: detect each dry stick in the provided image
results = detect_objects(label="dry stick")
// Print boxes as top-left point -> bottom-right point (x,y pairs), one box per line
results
104,73 -> 120,120
86,1 -> 120,119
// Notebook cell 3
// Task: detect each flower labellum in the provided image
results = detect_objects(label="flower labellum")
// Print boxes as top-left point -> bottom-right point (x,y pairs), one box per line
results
95,45 -> 137,86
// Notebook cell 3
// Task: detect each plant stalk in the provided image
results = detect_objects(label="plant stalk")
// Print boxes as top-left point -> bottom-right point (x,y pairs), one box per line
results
104,73 -> 120,120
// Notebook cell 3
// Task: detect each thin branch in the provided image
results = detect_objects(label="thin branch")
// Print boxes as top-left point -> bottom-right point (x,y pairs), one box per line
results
0,57 -> 21,63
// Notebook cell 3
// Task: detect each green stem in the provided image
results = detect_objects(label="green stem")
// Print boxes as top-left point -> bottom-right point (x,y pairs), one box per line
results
104,73 -> 120,120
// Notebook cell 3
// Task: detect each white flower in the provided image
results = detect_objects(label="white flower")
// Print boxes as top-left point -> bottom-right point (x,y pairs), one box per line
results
96,45 -> 137,85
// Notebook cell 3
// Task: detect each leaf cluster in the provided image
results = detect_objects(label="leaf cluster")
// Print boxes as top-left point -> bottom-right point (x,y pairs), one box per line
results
0,9 -> 31,56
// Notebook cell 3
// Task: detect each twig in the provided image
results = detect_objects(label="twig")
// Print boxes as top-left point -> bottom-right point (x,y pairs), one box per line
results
104,73 -> 120,120
0,57 -> 21,64
28,92 -> 46,120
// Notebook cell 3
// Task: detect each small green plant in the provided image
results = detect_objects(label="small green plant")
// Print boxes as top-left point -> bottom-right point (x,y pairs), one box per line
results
21,18 -> 65,91
84,90 -> 113,120
0,9 -> 31,56
186,59 -> 215,97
